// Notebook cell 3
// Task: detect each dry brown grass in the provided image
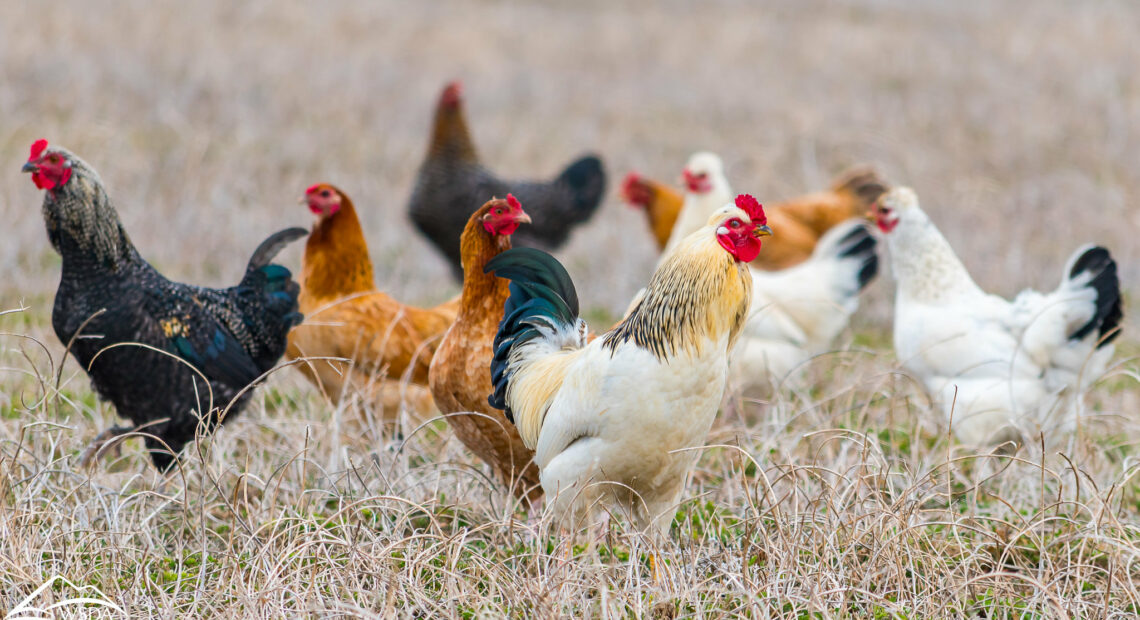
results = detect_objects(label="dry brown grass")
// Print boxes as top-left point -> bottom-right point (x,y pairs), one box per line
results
1,0 -> 1139,616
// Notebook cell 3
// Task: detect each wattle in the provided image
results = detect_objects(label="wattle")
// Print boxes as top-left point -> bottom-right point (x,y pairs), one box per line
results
717,233 -> 762,263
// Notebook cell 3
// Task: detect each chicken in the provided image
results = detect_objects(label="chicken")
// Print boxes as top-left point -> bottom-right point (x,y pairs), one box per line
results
22,139 -> 305,470
286,184 -> 459,422
486,195 -> 772,535
626,155 -> 887,270
620,172 -> 683,251
427,195 -> 541,502
660,152 -> 882,390
407,81 -> 607,280
660,152 -> 734,259
874,187 -> 1123,445
733,219 -> 879,390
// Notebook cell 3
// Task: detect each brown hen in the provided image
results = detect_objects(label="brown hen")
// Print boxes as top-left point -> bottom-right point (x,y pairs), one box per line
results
287,184 -> 459,422
428,195 -> 542,503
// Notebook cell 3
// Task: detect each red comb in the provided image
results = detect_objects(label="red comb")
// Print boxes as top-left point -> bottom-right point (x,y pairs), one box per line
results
506,194 -> 521,210
29,139 -> 48,161
305,183 -> 322,195
441,81 -> 463,107
735,194 -> 766,224
620,172 -> 640,195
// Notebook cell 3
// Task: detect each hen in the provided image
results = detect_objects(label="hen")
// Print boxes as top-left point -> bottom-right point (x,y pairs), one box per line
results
23,139 -> 305,470
626,154 -> 886,270
874,187 -> 1123,445
659,152 -> 881,390
427,195 -> 541,502
407,81 -> 607,280
287,184 -> 459,422
620,172 -> 683,252
487,195 -> 771,535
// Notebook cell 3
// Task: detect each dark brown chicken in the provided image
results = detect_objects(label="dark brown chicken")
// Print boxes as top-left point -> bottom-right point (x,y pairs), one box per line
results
407,81 -> 606,280
23,139 -> 304,470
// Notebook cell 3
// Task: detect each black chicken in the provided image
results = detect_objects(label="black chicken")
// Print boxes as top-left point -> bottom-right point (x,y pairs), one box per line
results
23,139 -> 306,470
407,81 -> 607,280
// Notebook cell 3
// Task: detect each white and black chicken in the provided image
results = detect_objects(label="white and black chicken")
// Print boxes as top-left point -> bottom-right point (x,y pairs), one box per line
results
874,187 -> 1122,445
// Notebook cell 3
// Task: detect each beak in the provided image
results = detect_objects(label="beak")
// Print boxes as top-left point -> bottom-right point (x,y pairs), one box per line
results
754,224 -> 773,238
515,212 -> 533,225
21,161 -> 37,174
298,196 -> 308,205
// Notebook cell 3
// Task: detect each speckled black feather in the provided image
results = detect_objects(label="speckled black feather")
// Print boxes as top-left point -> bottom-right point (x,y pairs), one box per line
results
484,248 -> 580,422
38,146 -> 305,470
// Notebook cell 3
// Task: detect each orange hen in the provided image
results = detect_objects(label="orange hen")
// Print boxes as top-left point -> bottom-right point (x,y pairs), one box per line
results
428,195 -> 543,503
287,184 -> 459,421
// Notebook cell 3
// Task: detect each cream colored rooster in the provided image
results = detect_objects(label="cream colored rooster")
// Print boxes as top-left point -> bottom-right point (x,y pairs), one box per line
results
875,187 -> 1123,445
486,195 -> 772,535
664,151 -> 880,390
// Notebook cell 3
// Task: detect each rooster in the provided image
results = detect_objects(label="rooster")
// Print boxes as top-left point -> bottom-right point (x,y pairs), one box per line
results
874,187 -> 1123,445
486,195 -> 771,535
287,184 -> 460,422
407,81 -> 607,280
427,194 -> 541,502
22,139 -> 305,470
625,157 -> 887,270
657,152 -> 881,390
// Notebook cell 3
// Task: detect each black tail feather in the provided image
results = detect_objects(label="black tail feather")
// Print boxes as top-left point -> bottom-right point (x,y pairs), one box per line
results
245,227 -> 308,273
557,154 -> 607,219
1067,246 -> 1123,346
484,248 -> 580,420
836,223 -> 880,291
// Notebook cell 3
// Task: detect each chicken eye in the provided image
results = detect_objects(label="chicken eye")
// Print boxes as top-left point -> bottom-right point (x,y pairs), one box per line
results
495,208 -> 503,215
729,219 -> 741,228
320,190 -> 331,198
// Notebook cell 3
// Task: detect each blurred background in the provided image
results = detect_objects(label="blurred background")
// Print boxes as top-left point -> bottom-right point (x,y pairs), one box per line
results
0,0 -> 1136,334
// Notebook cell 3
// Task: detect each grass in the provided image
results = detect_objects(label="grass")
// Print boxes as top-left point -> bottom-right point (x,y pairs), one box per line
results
2,0 -> 1139,616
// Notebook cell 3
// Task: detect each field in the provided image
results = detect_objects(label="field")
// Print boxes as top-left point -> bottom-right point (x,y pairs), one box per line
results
1,0 -> 1139,616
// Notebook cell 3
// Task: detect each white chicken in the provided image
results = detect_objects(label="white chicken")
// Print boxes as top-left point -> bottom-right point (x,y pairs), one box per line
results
660,152 -> 733,259
486,195 -> 771,535
735,219 -> 879,389
661,151 -> 881,390
874,187 -> 1123,445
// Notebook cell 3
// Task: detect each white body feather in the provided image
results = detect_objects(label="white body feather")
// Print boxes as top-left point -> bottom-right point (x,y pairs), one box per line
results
733,219 -> 875,390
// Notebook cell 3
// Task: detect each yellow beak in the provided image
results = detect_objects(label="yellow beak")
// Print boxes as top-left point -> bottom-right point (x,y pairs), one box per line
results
754,224 -> 773,238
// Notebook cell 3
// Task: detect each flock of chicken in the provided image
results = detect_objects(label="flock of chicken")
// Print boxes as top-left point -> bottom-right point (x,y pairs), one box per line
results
20,81 -> 1123,542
